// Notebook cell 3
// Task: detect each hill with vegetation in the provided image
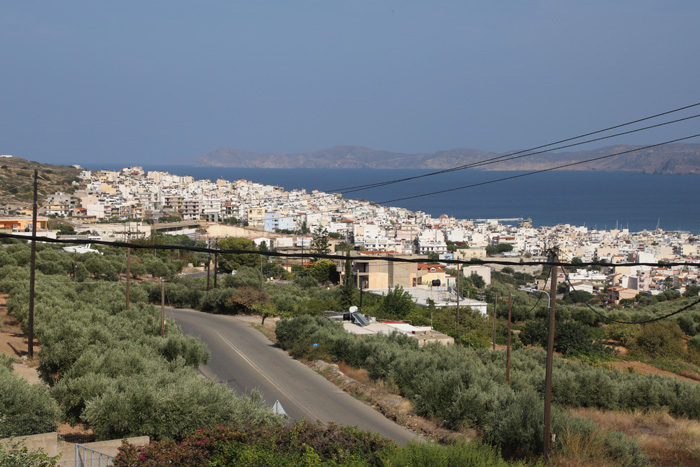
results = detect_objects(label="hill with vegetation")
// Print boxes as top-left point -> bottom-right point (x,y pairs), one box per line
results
0,157 -> 83,210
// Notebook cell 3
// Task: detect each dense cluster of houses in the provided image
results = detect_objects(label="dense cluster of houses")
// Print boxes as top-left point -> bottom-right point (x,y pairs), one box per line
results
1,166 -> 698,307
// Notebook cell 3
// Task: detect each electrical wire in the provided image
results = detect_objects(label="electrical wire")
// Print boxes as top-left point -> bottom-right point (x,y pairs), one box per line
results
560,257 -> 700,324
328,101 -> 700,194
5,234 -> 699,324
2,233 -> 700,269
521,267 -> 551,315
377,133 -> 700,204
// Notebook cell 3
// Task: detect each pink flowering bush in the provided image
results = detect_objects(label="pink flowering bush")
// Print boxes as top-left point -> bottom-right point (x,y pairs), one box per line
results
113,421 -> 395,466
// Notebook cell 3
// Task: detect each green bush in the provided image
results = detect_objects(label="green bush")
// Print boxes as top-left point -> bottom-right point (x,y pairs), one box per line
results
385,440 -> 535,467
0,353 -> 16,371
0,256 -> 279,441
83,374 -> 280,440
628,321 -> 685,359
605,323 -> 640,346
0,442 -> 58,467
0,367 -> 60,437
277,315 -> 699,456
519,319 -> 609,356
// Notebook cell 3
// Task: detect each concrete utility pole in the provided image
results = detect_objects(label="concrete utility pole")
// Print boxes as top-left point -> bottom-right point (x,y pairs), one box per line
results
543,248 -> 559,460
28,169 -> 38,359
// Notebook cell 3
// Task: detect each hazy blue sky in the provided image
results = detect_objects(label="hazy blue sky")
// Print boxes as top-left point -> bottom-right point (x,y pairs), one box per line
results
2,1 -> 699,165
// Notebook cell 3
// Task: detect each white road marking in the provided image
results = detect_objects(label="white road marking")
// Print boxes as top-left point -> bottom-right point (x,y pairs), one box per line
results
215,330 -> 324,422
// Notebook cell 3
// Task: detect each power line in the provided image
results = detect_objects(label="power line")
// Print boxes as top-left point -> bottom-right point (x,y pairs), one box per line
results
328,101 -> 700,194
377,133 -> 700,204
335,113 -> 700,194
561,261 -> 700,324
3,233 -> 699,269
521,267 -> 551,315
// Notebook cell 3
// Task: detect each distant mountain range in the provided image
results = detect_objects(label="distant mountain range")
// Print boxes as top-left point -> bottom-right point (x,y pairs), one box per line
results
178,143 -> 700,175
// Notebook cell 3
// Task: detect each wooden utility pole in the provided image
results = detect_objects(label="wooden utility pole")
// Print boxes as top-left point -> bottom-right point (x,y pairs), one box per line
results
160,277 -> 165,338
73,251 -> 77,281
543,249 -> 559,460
126,248 -> 131,310
456,266 -> 461,327
213,241 -> 218,288
260,254 -> 263,290
206,254 -> 211,291
507,292 -> 512,385
492,293 -> 498,351
28,170 -> 38,359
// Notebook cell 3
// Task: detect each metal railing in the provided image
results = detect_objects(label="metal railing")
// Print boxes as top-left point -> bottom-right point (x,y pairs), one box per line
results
75,444 -> 114,467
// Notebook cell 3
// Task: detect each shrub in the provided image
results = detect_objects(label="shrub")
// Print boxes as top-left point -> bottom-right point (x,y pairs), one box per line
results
0,260 -> 279,441
115,421 -> 395,466
228,287 -> 270,314
0,442 -> 59,467
628,321 -> 685,359
0,353 -> 16,371
0,367 -> 60,437
83,374 -> 281,440
519,319 -> 608,356
605,323 -> 640,346
199,287 -> 237,313
380,285 -> 417,319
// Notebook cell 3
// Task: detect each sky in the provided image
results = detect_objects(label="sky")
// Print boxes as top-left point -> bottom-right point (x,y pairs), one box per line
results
1,1 -> 699,165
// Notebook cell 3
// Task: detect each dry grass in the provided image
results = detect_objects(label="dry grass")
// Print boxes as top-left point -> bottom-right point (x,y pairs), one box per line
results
337,361 -> 369,384
570,407 -> 700,466
679,370 -> 700,382
670,421 -> 700,459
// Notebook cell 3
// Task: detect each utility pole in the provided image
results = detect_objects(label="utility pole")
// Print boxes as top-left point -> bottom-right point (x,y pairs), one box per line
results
260,254 -> 263,290
28,169 -> 38,359
543,248 -> 559,460
126,248 -> 131,310
73,251 -> 77,281
492,293 -> 498,351
507,292 -> 512,385
206,254 -> 211,291
456,265 -> 460,327
213,241 -> 218,288
160,277 -> 165,338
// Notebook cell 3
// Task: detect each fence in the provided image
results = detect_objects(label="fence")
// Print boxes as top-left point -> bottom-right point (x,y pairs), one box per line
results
74,444 -> 114,467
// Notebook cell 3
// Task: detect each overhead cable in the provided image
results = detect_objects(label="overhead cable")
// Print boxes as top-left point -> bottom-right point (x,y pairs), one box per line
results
561,262 -> 700,324
378,133 -> 700,203
329,101 -> 700,194
3,233 -> 699,269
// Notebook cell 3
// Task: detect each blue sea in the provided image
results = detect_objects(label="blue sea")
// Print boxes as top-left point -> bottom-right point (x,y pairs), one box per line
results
87,164 -> 700,233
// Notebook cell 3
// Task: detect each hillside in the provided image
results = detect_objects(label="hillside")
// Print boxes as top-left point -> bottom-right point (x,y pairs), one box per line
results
0,158 -> 83,210
184,143 -> 700,175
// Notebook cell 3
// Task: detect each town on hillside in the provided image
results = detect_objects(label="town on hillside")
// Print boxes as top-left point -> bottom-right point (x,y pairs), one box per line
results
2,165 -> 698,306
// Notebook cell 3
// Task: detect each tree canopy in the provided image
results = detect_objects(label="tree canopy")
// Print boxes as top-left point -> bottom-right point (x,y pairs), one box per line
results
217,237 -> 258,272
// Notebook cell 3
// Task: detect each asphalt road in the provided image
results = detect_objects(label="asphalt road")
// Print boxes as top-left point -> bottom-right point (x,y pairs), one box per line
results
166,308 -> 422,445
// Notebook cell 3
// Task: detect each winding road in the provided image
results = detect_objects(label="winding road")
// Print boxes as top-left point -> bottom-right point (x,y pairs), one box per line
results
166,307 -> 421,445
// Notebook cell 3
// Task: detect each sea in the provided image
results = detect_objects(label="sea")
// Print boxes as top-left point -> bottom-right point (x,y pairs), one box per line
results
86,165 -> 700,234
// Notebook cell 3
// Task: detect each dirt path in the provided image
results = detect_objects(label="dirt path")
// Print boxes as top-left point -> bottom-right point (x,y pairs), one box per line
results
610,360 -> 700,383
0,294 -> 41,383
